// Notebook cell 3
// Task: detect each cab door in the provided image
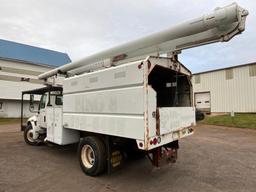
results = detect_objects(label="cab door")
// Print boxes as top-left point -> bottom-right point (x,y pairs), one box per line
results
46,94 -> 58,142
38,94 -> 47,128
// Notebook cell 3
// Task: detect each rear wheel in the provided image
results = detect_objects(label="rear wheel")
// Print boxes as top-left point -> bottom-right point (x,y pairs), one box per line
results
78,136 -> 107,176
24,124 -> 39,146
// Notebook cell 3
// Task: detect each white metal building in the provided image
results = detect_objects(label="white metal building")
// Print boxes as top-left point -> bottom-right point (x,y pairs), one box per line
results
0,39 -> 71,118
192,62 -> 256,113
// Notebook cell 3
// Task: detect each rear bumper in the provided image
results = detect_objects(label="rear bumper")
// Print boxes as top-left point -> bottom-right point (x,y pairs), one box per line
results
136,126 -> 195,151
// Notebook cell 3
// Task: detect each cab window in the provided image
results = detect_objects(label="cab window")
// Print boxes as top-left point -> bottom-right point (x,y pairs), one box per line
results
39,94 -> 47,109
55,95 -> 63,105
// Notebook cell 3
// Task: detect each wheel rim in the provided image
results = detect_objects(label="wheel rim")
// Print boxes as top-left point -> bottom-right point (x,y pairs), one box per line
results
81,145 -> 95,168
27,129 -> 34,143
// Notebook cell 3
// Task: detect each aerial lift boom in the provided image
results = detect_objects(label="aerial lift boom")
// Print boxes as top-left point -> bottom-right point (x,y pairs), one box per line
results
38,2 -> 248,79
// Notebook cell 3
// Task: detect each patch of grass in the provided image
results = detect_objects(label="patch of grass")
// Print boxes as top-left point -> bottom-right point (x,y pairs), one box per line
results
200,113 -> 256,129
0,118 -> 20,125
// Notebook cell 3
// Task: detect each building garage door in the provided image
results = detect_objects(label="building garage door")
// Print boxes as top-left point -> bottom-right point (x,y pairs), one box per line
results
195,92 -> 210,112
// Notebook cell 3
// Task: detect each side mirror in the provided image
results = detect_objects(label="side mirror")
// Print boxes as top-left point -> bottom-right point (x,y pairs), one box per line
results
29,94 -> 35,111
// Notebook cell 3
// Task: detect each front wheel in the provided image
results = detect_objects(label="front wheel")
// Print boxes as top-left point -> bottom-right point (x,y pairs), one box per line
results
78,136 -> 107,176
23,124 -> 39,146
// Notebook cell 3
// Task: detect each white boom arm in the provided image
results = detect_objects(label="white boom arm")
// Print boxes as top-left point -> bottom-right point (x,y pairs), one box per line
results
39,2 -> 248,79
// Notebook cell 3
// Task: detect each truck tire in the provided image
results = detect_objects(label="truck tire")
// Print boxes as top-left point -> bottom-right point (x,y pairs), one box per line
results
24,124 -> 39,146
78,136 -> 107,176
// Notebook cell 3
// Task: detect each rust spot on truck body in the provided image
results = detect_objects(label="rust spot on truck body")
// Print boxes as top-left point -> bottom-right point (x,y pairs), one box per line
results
156,108 -> 160,136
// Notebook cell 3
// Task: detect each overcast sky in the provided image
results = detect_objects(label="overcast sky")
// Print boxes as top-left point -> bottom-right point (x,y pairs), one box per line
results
0,0 -> 255,73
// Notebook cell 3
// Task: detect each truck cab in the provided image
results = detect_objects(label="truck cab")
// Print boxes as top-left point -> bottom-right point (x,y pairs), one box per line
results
21,86 -> 79,145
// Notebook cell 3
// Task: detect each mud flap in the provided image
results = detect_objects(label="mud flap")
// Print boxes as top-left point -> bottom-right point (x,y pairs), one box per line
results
105,136 -> 123,174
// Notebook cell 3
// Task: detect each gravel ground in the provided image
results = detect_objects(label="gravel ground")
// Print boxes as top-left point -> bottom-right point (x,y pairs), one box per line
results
0,124 -> 255,192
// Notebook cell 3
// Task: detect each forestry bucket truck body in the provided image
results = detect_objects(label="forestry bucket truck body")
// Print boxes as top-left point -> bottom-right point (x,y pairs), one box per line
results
20,3 -> 248,176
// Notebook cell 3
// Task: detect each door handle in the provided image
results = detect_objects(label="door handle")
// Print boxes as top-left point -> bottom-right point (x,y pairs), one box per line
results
44,116 -> 46,122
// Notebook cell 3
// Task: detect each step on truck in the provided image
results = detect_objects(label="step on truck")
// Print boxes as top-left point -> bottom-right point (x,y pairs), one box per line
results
21,3 -> 248,176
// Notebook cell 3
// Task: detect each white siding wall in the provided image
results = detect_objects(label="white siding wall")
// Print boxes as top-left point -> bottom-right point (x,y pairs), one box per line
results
192,65 -> 256,113
0,59 -> 53,72
0,100 -> 38,118
0,59 -> 53,117
0,80 -> 43,100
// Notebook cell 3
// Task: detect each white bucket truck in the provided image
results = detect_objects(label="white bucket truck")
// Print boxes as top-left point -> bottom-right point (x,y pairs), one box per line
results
21,3 -> 248,176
